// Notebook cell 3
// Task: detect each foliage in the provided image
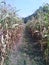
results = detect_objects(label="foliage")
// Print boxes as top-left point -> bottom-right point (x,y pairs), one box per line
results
0,1 -> 23,65
20,4 -> 49,65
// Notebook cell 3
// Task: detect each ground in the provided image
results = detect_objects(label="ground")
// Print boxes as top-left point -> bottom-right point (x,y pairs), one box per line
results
9,24 -> 25,65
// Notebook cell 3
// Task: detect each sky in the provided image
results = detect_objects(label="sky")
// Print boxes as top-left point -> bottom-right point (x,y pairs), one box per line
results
0,0 -> 49,17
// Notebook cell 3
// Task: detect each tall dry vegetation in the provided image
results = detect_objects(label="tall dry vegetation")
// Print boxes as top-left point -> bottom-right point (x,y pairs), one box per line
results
0,1 -> 23,65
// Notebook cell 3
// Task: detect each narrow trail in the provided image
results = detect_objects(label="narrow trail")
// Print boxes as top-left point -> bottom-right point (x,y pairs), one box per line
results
9,24 -> 25,65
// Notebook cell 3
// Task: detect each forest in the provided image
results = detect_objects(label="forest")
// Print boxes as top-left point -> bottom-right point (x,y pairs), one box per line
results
0,1 -> 49,65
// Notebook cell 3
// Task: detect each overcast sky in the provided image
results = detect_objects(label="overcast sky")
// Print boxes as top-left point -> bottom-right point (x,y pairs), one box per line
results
0,0 -> 49,17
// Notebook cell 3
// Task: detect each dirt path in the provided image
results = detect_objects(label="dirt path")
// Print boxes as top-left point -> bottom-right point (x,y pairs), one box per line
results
9,24 -> 25,65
